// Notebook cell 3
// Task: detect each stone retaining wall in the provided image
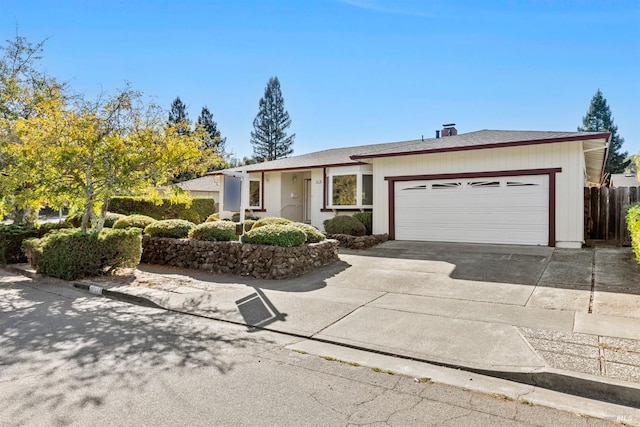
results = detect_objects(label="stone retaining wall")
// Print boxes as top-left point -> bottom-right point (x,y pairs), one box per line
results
326,234 -> 389,249
141,236 -> 339,280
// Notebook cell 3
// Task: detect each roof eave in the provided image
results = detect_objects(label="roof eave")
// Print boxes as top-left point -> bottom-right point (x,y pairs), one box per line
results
205,160 -> 367,176
350,133 -> 612,161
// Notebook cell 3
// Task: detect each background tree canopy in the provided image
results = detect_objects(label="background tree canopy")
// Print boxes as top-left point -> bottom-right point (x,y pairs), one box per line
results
578,89 -> 630,180
250,76 -> 295,162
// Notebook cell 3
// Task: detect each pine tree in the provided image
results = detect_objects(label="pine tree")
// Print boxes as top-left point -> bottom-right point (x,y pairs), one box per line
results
250,76 -> 295,161
168,96 -> 190,135
196,106 -> 226,155
578,89 -> 630,176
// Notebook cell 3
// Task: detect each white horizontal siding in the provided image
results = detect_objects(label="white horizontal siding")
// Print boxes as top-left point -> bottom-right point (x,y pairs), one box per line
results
371,141 -> 584,246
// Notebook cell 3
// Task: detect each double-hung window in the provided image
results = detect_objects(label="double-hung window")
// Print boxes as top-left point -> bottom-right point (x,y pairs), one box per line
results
249,179 -> 261,209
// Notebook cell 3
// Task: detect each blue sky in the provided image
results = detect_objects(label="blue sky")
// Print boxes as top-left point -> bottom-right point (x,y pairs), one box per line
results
2,0 -> 639,160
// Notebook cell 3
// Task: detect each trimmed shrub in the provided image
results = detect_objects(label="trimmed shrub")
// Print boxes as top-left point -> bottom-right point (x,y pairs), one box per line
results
231,212 -> 260,222
627,203 -> 640,263
113,214 -> 157,231
244,219 -> 256,232
252,217 -> 292,229
109,196 -> 215,224
353,212 -> 372,235
103,212 -> 126,228
66,211 -> 125,228
64,211 -> 83,227
189,221 -> 239,241
323,215 -> 366,236
0,222 -> 72,264
205,213 -> 220,222
144,219 -> 196,238
22,228 -> 142,280
241,224 -> 306,247
290,222 -> 326,243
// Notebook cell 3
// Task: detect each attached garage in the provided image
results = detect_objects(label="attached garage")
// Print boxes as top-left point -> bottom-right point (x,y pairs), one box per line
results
215,127 -> 610,249
394,173 -> 551,246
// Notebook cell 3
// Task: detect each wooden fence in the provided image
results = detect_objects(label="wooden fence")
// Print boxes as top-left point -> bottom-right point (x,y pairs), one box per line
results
584,186 -> 640,245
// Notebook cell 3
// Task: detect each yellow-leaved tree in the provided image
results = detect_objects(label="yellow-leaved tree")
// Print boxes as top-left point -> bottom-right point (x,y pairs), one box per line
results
13,85 -> 219,231
0,34 -> 65,224
2,35 -> 221,230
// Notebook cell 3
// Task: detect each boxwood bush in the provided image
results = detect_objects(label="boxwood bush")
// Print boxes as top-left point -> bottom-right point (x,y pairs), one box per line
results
66,211 -> 125,228
189,221 -> 239,241
353,212 -> 372,235
205,213 -> 220,222
144,219 -> 196,238
103,212 -> 126,228
241,224 -> 306,247
0,222 -> 72,264
290,222 -> 326,243
113,214 -> 157,231
251,217 -> 292,229
244,219 -> 256,232
231,212 -> 261,222
323,215 -> 366,236
627,203 -> 640,263
22,228 -> 142,280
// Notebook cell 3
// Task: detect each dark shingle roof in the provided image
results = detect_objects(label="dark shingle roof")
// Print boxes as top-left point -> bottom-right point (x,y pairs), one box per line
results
351,130 -> 609,159
210,129 -> 609,174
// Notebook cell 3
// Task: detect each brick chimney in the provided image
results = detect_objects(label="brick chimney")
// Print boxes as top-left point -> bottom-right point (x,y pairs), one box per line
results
441,123 -> 457,137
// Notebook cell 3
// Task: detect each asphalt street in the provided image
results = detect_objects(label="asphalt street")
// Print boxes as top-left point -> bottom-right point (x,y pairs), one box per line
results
0,272 -> 623,426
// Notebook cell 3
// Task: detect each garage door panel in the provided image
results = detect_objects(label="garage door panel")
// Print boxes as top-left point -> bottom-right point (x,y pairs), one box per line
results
394,176 -> 548,245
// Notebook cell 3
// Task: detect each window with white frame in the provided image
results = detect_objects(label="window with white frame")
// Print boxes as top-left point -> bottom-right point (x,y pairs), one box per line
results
328,172 -> 373,208
249,179 -> 261,208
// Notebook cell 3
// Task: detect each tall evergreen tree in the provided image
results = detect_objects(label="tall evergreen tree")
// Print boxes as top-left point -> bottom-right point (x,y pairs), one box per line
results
168,96 -> 190,135
250,76 -> 295,161
578,89 -> 630,176
196,106 -> 226,155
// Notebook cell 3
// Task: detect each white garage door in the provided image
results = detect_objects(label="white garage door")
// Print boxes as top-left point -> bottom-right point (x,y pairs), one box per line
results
394,175 -> 549,245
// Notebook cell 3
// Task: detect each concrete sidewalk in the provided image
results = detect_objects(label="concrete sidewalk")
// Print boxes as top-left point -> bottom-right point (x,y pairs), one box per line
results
6,241 -> 640,408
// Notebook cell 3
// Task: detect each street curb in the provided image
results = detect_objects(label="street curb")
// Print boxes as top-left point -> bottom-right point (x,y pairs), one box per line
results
71,282 -> 163,309
5,265 -> 640,410
73,281 -> 640,409
2,264 -> 39,279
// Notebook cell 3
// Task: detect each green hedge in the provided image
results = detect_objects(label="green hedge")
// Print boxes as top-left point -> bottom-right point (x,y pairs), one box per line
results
189,221 -> 239,242
241,224 -> 306,247
323,215 -> 366,236
353,212 -> 372,235
627,204 -> 640,263
113,214 -> 157,231
109,196 -> 215,224
0,222 -> 72,264
144,219 -> 196,238
22,228 -> 142,280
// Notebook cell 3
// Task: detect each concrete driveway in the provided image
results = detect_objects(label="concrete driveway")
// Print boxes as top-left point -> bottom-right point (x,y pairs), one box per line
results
24,239 -> 639,405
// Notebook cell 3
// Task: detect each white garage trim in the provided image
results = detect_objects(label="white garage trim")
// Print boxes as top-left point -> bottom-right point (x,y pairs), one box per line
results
385,168 -> 561,246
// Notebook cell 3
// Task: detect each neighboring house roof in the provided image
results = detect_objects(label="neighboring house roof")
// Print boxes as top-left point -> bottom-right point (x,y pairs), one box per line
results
210,129 -> 610,182
610,173 -> 640,187
164,175 -> 220,192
